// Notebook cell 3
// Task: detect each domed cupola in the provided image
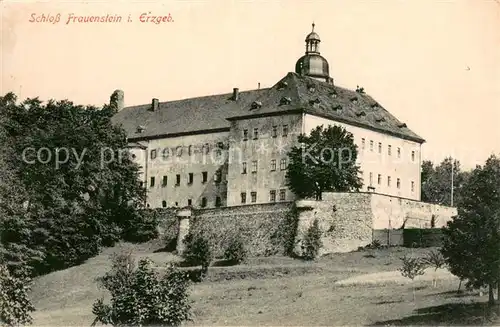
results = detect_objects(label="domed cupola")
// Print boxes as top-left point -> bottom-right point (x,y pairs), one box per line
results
295,23 -> 333,84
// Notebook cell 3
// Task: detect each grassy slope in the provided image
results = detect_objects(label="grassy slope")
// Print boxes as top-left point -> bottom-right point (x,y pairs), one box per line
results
30,243 -> 499,326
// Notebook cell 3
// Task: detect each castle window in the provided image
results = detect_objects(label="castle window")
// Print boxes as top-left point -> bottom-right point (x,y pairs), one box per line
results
270,159 -> 276,171
188,145 -> 193,156
397,147 -> 401,158
176,146 -> 183,157
253,128 -> 259,140
188,199 -> 192,206
202,171 -> 208,183
270,190 -> 276,202
162,200 -> 167,208
369,172 -> 373,186
251,161 -> 258,173
175,174 -> 180,186
242,162 -> 247,174
378,142 -> 382,154
201,197 -> 207,208
241,192 -> 247,204
370,140 -> 374,151
279,189 -> 286,201
162,148 -> 169,160
243,129 -> 248,141
150,149 -> 157,160
272,126 -> 277,138
397,178 -> 401,189
162,176 -> 168,187
215,196 -> 222,207
411,151 -> 416,162
204,143 -> 210,154
214,170 -> 222,183
377,174 -> 382,185
280,158 -> 287,170
250,192 -> 257,203
140,181 -> 144,188
388,145 -> 392,156
188,173 -> 193,185
361,138 -> 365,150
387,176 -> 391,187
411,181 -> 415,193
150,177 -> 155,187
282,125 -> 289,137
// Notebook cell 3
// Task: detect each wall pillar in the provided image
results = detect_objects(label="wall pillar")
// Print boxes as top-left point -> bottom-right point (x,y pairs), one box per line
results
293,199 -> 317,257
176,208 -> 192,255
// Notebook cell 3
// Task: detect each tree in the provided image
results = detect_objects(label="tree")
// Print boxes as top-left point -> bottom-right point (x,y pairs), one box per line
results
421,157 -> 470,207
0,93 -> 157,276
286,125 -> 363,200
399,255 -> 426,301
0,263 -> 35,327
92,252 -> 192,326
441,155 -> 500,305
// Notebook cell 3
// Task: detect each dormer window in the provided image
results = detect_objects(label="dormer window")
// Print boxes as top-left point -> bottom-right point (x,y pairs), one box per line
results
309,98 -> 320,106
329,91 -> 338,98
350,96 -> 358,104
332,104 -> 342,111
307,83 -> 315,92
398,123 -> 407,128
356,111 -> 366,117
251,101 -> 262,110
280,97 -> 292,105
375,117 -> 386,123
371,103 -> 380,109
136,125 -> 145,133
277,81 -> 288,90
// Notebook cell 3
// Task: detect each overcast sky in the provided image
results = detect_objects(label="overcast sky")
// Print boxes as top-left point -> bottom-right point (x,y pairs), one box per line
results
2,0 -> 499,169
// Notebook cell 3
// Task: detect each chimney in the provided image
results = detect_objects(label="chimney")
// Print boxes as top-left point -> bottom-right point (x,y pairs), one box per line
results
110,89 -> 125,111
232,88 -> 239,101
151,98 -> 159,112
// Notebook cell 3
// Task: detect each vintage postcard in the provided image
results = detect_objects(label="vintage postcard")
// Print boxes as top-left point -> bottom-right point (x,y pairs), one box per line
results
1,0 -> 500,326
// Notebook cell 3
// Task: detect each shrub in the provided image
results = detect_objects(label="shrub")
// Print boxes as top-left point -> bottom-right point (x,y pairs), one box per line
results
92,251 -> 191,327
120,209 -> 159,243
182,233 -> 213,274
224,237 -> 247,264
301,219 -> 322,261
0,263 -> 35,327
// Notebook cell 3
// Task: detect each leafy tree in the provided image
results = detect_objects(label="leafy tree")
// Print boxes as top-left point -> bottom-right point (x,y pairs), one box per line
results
399,255 -> 426,301
421,157 -> 470,207
0,93 -> 156,275
0,263 -> 35,327
441,155 -> 500,305
182,233 -> 213,275
224,237 -> 247,265
286,125 -> 363,200
92,252 -> 191,326
422,250 -> 446,287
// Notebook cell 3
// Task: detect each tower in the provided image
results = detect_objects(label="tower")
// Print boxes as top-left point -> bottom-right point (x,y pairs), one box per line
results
295,23 -> 333,84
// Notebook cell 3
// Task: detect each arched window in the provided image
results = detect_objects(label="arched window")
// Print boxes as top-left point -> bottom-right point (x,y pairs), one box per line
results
162,148 -> 170,160
176,146 -> 183,157
162,200 -> 167,208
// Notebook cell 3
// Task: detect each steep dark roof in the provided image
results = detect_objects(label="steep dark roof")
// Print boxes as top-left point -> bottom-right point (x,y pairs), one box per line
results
112,72 -> 425,143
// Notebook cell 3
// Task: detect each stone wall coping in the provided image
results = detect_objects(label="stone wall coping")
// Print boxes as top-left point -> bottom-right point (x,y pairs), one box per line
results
176,209 -> 192,217
321,191 -> 457,209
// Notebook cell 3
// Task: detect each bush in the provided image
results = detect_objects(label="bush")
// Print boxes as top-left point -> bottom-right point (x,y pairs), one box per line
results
120,209 -> 159,243
0,263 -> 35,327
182,233 -> 213,274
224,237 -> 247,264
399,255 -> 426,301
92,251 -> 191,327
301,219 -> 322,260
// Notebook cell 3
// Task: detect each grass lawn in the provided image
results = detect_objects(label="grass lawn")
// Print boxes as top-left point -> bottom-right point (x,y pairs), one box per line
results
30,242 -> 500,326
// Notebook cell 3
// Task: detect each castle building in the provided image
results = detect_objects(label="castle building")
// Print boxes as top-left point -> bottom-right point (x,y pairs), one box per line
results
111,24 -> 425,209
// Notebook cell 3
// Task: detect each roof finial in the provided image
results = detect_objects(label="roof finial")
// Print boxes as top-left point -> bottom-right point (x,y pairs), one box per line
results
312,22 -> 315,32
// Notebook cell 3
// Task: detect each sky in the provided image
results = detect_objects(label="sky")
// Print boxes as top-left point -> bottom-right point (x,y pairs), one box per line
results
1,0 -> 499,170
